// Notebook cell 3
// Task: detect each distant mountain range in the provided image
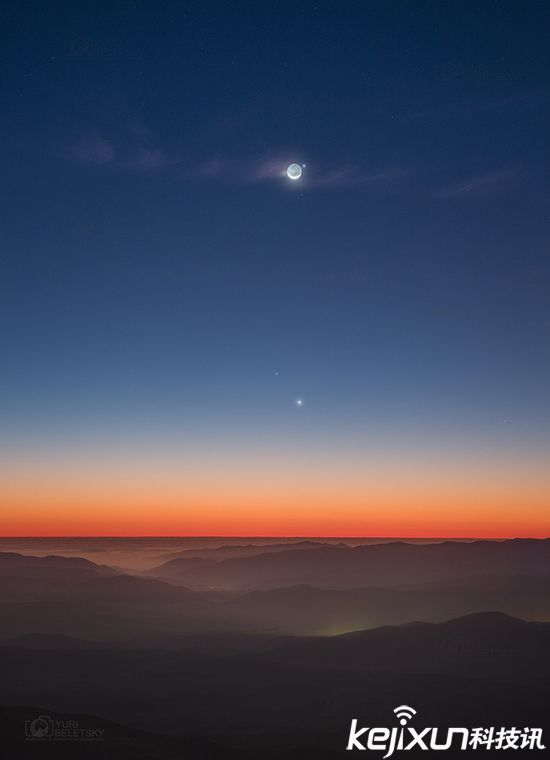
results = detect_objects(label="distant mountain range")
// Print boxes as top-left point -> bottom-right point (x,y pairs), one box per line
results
1,542 -> 550,639
156,540 -> 342,563
1,540 -> 549,757
1,613 -> 549,754
269,611 -> 550,679
148,538 -> 550,590
0,551 -> 114,575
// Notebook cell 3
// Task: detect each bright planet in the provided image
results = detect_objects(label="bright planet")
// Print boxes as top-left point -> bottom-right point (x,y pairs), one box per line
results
286,163 -> 303,180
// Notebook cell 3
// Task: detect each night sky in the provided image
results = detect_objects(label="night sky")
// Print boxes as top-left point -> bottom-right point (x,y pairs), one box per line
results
1,1 -> 550,536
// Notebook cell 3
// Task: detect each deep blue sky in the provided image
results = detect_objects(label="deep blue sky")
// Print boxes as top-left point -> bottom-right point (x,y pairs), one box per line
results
1,0 -> 550,466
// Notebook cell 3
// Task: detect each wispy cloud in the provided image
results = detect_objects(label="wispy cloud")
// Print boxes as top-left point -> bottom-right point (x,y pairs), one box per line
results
121,147 -> 179,172
68,130 -> 521,202
193,156 -> 289,183
192,156 -> 283,182
72,132 -> 116,165
308,166 -> 411,189
435,166 -> 520,199
193,156 -> 411,189
71,130 -> 184,173
70,130 -> 409,192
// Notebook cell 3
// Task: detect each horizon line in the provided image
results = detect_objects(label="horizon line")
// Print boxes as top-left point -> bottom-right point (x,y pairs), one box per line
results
1,534 -> 548,540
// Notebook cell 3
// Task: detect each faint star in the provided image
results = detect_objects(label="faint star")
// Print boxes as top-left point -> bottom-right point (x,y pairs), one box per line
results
295,398 -> 304,408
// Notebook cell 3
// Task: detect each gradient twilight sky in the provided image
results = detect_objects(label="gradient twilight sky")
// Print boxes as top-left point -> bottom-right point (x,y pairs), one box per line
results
1,1 -> 550,536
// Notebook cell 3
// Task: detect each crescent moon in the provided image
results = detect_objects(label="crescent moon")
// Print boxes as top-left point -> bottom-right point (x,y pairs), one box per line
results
286,163 -> 303,180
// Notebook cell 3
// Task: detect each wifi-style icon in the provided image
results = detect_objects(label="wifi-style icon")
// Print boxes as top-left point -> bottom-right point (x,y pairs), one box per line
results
393,705 -> 417,726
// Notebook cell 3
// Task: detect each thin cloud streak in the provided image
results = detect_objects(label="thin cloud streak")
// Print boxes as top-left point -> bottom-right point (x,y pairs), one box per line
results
194,158 -> 412,188
72,132 -> 116,165
71,131 -> 184,173
193,156 -> 288,182
308,166 -> 412,189
71,134 -> 407,191
69,132 -> 518,201
435,166 -> 520,198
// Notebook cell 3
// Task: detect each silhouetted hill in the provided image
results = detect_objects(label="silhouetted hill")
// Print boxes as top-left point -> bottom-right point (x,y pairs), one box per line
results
0,614 -> 549,755
0,551 -> 120,602
150,556 -> 217,583
226,574 -> 550,633
0,552 -> 114,575
2,565 -> 550,641
0,704 -> 342,759
0,704 -> 193,759
148,539 -> 550,590
75,574 -> 196,601
2,634 -> 109,650
270,611 -> 550,679
157,540 -> 339,564
0,569 -> 223,643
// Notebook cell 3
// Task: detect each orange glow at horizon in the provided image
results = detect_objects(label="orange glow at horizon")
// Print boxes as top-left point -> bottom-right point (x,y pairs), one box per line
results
1,435 -> 549,538
1,458 -> 549,538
